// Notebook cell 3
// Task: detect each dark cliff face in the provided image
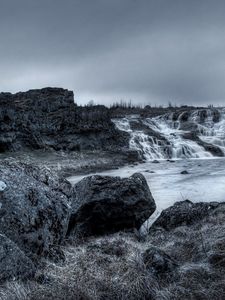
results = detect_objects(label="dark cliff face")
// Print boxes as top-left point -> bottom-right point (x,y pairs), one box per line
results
0,87 -> 129,152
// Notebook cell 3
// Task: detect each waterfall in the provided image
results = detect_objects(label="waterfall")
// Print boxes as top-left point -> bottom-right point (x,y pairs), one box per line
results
190,109 -> 225,151
113,116 -> 166,160
112,108 -> 225,160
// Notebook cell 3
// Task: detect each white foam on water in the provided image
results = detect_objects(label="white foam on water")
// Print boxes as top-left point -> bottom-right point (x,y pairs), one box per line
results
112,108 -> 225,160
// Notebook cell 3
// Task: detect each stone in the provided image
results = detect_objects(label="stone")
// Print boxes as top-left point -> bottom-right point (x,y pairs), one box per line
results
68,173 -> 156,236
0,160 -> 71,257
152,160 -> 160,163
181,170 -> 189,174
151,200 -> 225,231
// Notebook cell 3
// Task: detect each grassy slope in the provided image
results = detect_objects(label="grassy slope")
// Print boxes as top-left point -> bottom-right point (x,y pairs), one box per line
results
1,208 -> 225,300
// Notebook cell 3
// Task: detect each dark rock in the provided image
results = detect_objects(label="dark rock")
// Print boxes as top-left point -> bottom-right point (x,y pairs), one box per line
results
181,170 -> 189,174
0,160 -> 71,257
179,121 -> 198,131
209,252 -> 225,268
0,87 -> 129,154
68,173 -> 156,236
124,150 -> 141,163
152,160 -> 160,163
0,234 -> 35,282
143,246 -> 178,276
199,142 -> 224,157
182,132 -> 224,157
178,111 -> 190,122
151,200 -> 225,231
212,109 -> 221,123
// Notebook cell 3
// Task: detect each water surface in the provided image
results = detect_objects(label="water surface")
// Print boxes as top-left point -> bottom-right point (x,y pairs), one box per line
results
68,158 -> 225,212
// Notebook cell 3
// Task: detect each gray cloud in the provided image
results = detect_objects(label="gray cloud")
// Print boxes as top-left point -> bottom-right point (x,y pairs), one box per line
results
1,0 -> 225,106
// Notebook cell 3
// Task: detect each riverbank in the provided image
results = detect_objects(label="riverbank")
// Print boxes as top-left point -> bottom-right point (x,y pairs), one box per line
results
0,159 -> 224,299
0,149 -> 140,177
1,199 -> 225,300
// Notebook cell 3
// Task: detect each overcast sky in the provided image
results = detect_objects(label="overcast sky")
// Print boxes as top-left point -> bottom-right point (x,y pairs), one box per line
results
1,0 -> 225,106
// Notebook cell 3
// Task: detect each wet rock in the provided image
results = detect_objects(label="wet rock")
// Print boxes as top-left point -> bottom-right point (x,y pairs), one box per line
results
152,160 -> 160,163
0,160 -> 71,257
143,246 -> 178,276
212,109 -> 221,123
0,234 -> 35,282
182,132 -> 224,157
179,121 -> 198,131
151,200 -> 225,231
68,173 -> 156,236
178,111 -> 191,122
181,170 -> 189,174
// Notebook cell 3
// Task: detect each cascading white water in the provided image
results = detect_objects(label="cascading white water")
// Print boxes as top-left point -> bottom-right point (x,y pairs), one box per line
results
113,116 -> 166,160
112,108 -> 225,161
147,116 -> 212,159
190,109 -> 225,151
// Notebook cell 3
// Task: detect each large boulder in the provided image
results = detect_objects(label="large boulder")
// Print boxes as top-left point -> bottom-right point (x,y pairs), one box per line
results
151,200 -> 225,231
0,234 -> 35,282
0,160 -> 71,257
68,173 -> 156,236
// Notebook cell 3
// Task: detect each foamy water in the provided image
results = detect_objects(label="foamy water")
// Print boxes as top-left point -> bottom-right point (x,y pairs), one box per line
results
112,108 -> 225,160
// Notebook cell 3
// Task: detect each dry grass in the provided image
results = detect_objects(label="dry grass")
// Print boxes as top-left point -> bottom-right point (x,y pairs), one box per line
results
1,209 -> 225,300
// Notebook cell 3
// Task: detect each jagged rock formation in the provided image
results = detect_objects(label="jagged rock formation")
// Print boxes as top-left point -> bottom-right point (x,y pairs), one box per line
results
0,87 -> 129,153
68,173 -> 156,236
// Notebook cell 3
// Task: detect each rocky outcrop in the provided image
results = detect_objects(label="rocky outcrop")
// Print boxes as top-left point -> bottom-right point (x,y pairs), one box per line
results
68,173 -> 156,236
151,200 -> 225,231
0,234 -> 36,282
0,87 -> 129,153
0,160 -> 71,257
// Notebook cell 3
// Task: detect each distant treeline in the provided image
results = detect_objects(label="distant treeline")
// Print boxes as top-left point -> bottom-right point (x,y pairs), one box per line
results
84,99 -> 221,110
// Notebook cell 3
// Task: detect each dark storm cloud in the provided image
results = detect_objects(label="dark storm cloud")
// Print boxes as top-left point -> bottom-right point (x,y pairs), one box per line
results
1,0 -> 225,106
